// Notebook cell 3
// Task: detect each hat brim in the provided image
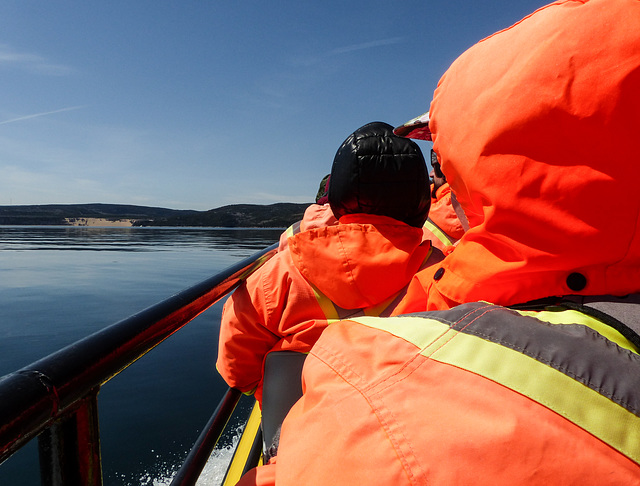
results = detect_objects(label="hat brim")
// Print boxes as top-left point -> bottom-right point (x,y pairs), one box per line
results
393,111 -> 432,141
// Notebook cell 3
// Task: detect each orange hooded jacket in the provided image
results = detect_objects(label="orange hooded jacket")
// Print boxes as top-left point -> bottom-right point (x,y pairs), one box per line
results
216,213 -> 435,404
424,182 -> 465,248
282,202 -> 452,253
395,0 -> 640,313
241,303 -> 640,485
277,203 -> 338,251
235,1 -> 640,484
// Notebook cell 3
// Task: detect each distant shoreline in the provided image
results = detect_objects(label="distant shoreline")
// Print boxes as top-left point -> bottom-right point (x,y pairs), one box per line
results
65,218 -> 134,227
0,202 -> 309,228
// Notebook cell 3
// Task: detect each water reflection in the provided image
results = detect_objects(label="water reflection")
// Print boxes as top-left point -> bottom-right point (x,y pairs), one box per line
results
0,225 -> 284,485
0,225 -> 283,363
0,226 -> 282,254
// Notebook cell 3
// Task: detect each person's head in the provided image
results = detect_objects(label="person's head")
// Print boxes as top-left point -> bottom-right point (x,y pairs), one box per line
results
315,174 -> 330,204
430,149 -> 446,199
328,121 -> 430,228
395,0 -> 640,303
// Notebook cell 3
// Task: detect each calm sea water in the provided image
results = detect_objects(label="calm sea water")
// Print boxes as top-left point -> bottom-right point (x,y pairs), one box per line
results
0,226 -> 282,485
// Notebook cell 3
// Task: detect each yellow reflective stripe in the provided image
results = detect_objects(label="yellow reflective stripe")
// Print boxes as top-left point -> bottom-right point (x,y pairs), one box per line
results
310,285 -> 340,323
364,292 -> 401,317
352,315 -> 640,464
237,249 -> 278,280
428,328 -> 640,464
516,308 -> 638,354
423,219 -> 454,247
311,285 -> 402,321
284,224 -> 296,240
354,315 -> 448,348
223,401 -> 263,485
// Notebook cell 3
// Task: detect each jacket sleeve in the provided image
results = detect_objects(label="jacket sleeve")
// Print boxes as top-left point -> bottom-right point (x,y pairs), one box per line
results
216,265 -> 281,394
235,463 -> 277,486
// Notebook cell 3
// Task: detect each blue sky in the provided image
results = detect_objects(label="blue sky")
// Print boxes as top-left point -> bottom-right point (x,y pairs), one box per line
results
0,1 -> 547,210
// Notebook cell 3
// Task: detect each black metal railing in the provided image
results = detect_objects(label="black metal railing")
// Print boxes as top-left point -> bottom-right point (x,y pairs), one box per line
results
0,242 -> 278,486
169,388 -> 263,486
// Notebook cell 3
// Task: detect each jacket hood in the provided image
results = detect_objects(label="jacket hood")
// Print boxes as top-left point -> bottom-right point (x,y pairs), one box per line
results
328,122 -> 430,228
428,0 -> 640,306
288,214 -> 431,309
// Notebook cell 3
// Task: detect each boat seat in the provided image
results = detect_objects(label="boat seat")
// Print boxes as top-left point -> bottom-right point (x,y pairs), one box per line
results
261,351 -> 307,456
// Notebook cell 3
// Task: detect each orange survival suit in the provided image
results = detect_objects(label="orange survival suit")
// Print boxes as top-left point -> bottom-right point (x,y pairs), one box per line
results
217,121 -> 435,405
396,0 -> 640,313
424,182 -> 464,248
237,1 -> 640,484
216,213 -> 432,404
242,300 -> 640,485
280,199 -> 455,255
277,203 -> 337,251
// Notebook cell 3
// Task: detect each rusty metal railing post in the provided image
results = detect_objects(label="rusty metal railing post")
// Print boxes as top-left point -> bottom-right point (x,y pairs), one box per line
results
38,388 -> 102,486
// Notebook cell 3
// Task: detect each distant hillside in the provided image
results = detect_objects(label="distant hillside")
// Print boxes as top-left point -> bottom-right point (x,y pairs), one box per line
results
135,203 -> 309,228
0,202 -> 309,228
0,203 -> 196,226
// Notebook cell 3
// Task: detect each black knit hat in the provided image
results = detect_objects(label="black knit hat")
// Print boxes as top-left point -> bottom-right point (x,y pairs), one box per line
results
328,121 -> 430,228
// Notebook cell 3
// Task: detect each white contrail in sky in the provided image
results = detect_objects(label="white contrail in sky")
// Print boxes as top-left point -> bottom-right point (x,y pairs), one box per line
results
330,37 -> 406,55
289,37 -> 407,68
0,105 -> 86,125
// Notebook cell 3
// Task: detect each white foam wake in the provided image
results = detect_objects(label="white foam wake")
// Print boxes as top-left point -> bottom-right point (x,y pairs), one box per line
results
120,426 -> 245,486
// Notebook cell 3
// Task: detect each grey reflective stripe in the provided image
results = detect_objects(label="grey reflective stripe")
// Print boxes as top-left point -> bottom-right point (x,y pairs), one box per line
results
410,302 -> 640,417
564,294 -> 640,337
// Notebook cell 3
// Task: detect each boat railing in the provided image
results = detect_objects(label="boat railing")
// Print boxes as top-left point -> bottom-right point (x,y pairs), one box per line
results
0,242 -> 278,486
170,388 -> 264,486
